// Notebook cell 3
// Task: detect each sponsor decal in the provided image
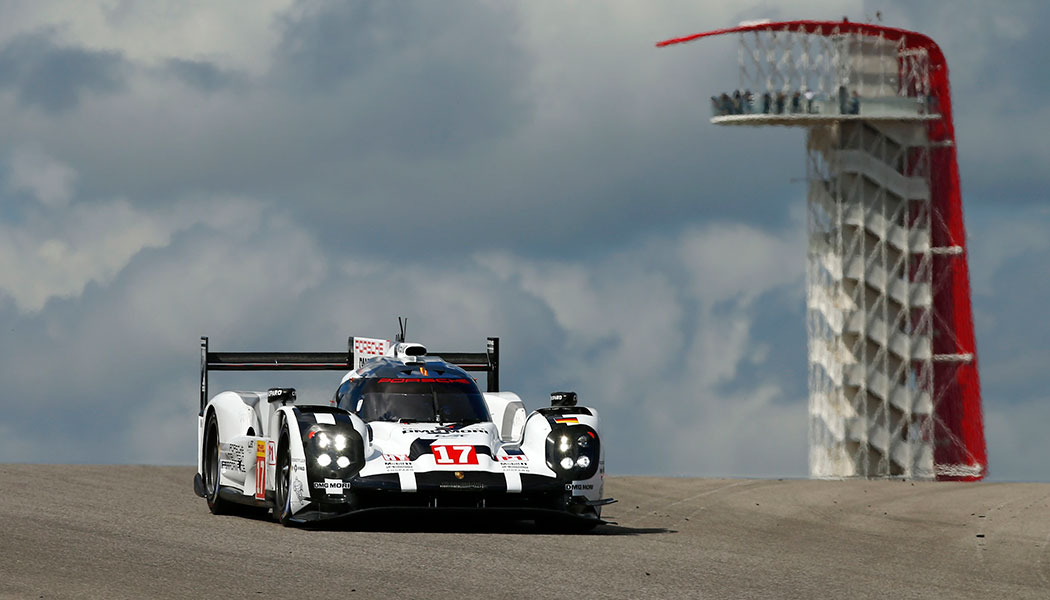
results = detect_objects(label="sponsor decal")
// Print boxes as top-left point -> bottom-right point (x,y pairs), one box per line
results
220,459 -> 243,473
313,479 -> 351,495
438,481 -> 485,490
432,444 -> 479,465
291,458 -> 306,474
401,428 -> 487,435
566,483 -> 594,491
293,479 -> 305,503
267,441 -> 276,466
377,378 -> 471,384
255,441 -> 267,500
554,417 -> 579,424
498,455 -> 529,473
382,454 -> 413,473
220,443 -> 246,473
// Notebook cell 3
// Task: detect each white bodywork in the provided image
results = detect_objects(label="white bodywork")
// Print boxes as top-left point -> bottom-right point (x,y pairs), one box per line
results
197,337 -> 607,522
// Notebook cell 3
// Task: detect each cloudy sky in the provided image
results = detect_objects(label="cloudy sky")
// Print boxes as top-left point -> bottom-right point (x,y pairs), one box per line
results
1,1 -> 1047,481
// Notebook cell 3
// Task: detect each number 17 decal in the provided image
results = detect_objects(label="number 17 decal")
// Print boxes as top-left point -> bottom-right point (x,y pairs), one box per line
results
432,445 -> 479,465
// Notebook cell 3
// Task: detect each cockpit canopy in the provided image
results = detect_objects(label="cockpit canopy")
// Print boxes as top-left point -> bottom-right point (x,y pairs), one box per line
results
335,375 -> 491,424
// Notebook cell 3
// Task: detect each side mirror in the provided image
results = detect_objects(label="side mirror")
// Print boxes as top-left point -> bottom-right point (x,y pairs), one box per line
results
267,388 -> 296,405
550,391 -> 577,407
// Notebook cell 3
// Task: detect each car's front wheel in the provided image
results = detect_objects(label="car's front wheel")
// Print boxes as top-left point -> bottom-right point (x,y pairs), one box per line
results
273,423 -> 294,526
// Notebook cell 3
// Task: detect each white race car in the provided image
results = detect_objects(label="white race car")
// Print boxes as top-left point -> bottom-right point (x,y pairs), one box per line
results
193,333 -> 612,530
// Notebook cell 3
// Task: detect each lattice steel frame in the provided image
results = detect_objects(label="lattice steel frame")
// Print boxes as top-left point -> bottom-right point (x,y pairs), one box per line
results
658,21 -> 986,481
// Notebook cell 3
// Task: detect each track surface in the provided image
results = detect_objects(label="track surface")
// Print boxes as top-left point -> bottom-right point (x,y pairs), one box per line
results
2,466 -> 1050,599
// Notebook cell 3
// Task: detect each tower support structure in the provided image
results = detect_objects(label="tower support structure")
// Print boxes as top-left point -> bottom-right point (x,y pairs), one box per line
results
658,21 -> 986,480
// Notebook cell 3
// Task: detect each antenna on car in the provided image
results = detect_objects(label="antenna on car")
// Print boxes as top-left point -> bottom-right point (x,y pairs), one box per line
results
396,317 -> 407,343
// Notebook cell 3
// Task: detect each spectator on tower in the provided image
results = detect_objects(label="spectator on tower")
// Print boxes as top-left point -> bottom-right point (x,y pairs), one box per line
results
849,90 -> 860,115
804,89 -> 815,113
791,91 -> 801,113
775,91 -> 786,114
838,85 -> 848,114
761,91 -> 771,114
732,90 -> 743,114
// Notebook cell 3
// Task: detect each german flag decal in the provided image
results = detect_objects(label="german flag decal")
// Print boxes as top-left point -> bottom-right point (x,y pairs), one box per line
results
554,417 -> 579,424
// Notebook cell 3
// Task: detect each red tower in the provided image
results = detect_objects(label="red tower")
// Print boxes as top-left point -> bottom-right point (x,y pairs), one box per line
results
659,21 -> 986,480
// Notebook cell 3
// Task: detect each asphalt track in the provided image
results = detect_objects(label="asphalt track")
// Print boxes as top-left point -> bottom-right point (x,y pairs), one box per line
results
2,466 -> 1050,599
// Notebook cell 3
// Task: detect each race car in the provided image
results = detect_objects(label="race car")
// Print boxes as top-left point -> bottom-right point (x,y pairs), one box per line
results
193,333 -> 613,530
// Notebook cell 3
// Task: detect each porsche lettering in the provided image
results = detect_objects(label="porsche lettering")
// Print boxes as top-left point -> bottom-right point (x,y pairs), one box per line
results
376,378 -> 472,384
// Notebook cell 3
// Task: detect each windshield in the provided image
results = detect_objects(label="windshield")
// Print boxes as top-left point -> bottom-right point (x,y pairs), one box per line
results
344,377 -> 490,424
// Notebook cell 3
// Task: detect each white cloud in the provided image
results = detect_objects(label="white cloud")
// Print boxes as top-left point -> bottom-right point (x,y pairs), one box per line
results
0,179 -> 266,313
7,147 -> 77,207
678,221 -> 805,306
478,223 -> 807,475
0,199 -> 173,312
0,1 -> 294,74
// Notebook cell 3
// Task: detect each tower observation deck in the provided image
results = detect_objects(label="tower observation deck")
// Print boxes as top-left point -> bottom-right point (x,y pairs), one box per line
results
659,21 -> 986,481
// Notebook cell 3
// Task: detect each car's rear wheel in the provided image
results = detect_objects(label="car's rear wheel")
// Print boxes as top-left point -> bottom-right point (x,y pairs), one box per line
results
273,424 -> 294,526
203,411 -> 271,519
204,411 -> 232,515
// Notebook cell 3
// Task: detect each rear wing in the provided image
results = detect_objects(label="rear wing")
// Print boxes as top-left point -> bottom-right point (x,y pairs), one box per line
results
199,336 -> 500,414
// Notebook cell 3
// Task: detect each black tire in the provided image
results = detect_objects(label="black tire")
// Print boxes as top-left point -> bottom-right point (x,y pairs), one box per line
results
273,424 -> 294,526
203,411 -> 232,515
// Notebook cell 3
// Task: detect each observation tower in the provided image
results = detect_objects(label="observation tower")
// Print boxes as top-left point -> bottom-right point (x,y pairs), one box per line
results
658,20 -> 986,480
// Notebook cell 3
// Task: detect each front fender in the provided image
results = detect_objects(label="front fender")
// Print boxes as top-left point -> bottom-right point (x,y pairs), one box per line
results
274,405 -> 310,515
520,406 -> 604,503
276,405 -> 368,515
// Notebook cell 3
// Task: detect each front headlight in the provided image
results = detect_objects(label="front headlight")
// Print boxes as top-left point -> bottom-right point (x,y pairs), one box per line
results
314,432 -> 348,451
305,423 -> 365,497
545,424 -> 600,480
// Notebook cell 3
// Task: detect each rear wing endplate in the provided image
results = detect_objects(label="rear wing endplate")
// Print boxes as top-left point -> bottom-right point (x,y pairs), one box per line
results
199,336 -> 500,414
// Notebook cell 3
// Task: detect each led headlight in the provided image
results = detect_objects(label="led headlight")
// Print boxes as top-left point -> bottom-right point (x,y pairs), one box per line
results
305,422 -> 366,500
545,423 -> 600,480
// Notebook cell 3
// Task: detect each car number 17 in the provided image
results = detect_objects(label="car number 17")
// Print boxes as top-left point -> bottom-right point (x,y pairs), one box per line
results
432,445 -> 478,465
